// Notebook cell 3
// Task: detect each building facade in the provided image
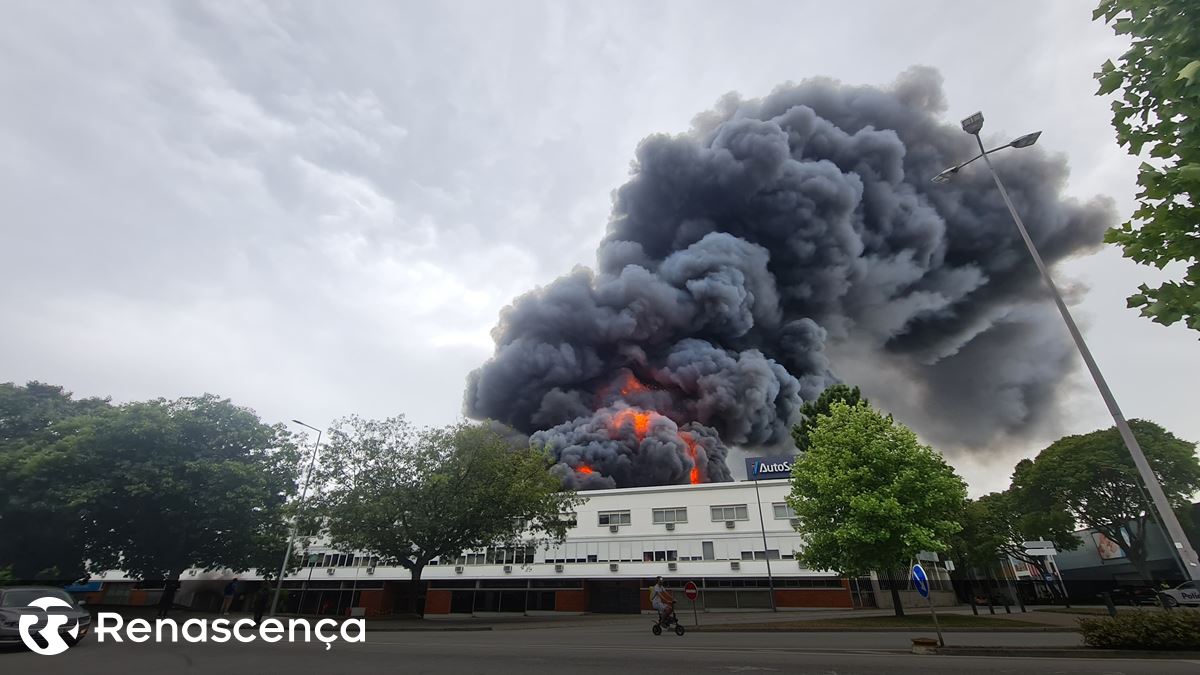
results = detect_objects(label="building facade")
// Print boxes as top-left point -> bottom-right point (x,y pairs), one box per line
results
82,478 -> 959,615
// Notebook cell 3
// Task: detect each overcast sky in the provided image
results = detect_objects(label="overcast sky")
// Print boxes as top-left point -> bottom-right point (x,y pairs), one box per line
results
2,0 -> 1195,495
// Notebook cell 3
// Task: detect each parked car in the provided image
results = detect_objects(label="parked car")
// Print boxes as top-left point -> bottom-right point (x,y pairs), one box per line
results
1160,581 -> 1200,608
1107,586 -> 1161,606
0,587 -> 91,650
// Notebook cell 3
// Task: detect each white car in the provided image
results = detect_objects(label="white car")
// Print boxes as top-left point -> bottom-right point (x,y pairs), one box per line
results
1160,581 -> 1200,607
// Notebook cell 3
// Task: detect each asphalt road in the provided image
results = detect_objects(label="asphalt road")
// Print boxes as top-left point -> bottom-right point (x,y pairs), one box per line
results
5,621 -> 1198,674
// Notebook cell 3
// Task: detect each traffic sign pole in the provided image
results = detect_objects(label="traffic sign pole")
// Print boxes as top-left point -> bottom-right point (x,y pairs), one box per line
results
927,595 -> 944,648
911,564 -> 944,648
684,581 -> 699,626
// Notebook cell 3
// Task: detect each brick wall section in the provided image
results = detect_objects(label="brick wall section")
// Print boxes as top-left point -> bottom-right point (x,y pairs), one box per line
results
423,589 -> 452,615
773,588 -> 853,608
554,590 -> 586,612
357,589 -> 392,617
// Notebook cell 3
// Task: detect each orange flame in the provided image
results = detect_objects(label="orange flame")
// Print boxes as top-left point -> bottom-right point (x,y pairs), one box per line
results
611,408 -> 653,439
679,431 -> 702,484
578,464 -> 594,475
619,372 -> 650,397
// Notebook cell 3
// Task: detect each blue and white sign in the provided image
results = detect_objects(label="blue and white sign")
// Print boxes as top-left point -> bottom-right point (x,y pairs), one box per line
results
911,563 -> 930,598
744,455 -> 795,480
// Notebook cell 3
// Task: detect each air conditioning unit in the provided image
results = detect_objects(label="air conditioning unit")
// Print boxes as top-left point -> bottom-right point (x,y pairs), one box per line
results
668,562 -> 677,571
455,566 -> 464,574
665,523 -> 675,531
366,567 -> 376,575
730,561 -> 741,570
554,564 -> 564,573
609,525 -> 620,533
503,565 -> 513,574
609,563 -> 619,572
725,521 -> 736,529
326,567 -> 336,575
789,518 -> 801,529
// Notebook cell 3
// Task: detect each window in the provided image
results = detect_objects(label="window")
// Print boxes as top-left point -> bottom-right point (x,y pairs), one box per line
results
711,505 -> 749,521
652,507 -> 688,524
772,503 -> 796,520
702,541 -> 715,560
598,510 -> 631,526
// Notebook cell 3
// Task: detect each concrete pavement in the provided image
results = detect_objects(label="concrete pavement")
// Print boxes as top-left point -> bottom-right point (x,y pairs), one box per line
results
6,612 -> 1200,674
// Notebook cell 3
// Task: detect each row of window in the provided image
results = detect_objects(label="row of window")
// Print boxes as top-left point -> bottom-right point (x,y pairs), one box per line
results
600,503 -> 796,527
306,553 -> 379,568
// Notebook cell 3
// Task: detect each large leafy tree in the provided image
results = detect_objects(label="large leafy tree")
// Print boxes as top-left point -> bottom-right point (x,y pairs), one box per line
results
0,382 -> 112,580
1094,0 -> 1200,331
314,416 -> 580,615
17,394 -> 301,582
787,400 -> 967,616
1020,420 -> 1200,582
952,488 -> 1079,601
791,384 -> 866,452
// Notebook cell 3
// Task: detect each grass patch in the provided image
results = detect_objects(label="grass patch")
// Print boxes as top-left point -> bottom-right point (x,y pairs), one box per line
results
701,614 -> 1054,631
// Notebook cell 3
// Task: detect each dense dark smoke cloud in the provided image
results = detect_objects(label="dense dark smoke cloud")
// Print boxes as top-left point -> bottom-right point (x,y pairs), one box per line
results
466,68 -> 1113,488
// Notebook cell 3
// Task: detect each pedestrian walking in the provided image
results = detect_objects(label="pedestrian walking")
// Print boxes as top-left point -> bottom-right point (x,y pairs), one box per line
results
157,580 -> 178,619
220,578 -> 239,615
254,586 -> 270,624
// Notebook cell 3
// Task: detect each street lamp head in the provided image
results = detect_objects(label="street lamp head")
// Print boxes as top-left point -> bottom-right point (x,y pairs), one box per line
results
1010,131 -> 1042,148
961,111 -> 985,135
291,419 -> 305,425
931,166 -> 959,184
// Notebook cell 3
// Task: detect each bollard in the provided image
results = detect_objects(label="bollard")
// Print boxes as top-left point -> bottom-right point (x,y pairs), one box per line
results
1100,592 -> 1117,617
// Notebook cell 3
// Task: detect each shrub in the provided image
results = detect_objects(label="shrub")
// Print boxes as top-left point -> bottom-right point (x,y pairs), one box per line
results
1078,610 -> 1200,650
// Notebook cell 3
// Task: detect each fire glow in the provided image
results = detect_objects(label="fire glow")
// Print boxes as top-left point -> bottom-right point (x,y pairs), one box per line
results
607,406 -> 702,485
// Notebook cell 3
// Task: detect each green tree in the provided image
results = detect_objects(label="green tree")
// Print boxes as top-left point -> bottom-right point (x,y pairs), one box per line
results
314,416 -> 581,615
791,384 -> 866,452
1020,420 -> 1200,582
1094,0 -> 1200,331
951,489 -> 1078,603
0,382 -> 112,580
16,395 -> 301,583
786,400 -> 967,616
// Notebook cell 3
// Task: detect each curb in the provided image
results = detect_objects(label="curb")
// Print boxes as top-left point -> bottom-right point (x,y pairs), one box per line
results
934,646 -> 1200,659
691,626 -> 1078,633
365,626 -> 493,632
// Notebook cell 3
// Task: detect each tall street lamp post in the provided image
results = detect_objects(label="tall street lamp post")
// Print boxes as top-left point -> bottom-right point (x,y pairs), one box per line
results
933,112 -> 1200,582
750,462 -> 778,612
270,419 -> 324,616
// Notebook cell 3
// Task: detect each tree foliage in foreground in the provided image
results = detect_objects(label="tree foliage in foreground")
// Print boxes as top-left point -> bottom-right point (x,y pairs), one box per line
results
791,384 -> 866,452
314,416 -> 581,614
1094,0 -> 1200,331
1,384 -> 300,582
787,400 -> 967,616
1018,420 -> 1200,581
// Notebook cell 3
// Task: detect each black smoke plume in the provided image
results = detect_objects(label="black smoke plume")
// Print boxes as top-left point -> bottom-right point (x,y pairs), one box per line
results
466,68 -> 1113,489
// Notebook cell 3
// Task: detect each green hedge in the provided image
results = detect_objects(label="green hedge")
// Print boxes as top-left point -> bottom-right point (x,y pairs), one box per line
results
1078,610 -> 1200,650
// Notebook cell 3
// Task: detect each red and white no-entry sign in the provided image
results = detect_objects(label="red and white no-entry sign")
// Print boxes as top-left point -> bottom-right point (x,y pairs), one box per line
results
684,581 -> 698,600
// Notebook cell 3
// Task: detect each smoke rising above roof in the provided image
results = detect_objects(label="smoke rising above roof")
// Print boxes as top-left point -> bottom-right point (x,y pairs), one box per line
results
465,68 -> 1113,489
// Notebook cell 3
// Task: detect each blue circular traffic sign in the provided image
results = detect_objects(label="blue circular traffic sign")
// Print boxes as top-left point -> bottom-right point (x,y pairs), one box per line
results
911,564 -> 930,598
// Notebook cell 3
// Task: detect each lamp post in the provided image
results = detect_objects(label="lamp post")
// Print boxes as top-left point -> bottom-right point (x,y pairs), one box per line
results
750,462 -> 778,612
270,419 -> 324,616
933,112 -> 1200,582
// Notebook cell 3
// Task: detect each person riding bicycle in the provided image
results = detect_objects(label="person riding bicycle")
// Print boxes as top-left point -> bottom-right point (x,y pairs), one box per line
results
650,576 -> 676,625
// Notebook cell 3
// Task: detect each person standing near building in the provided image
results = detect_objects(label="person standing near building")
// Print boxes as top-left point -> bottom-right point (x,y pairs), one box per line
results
157,579 -> 178,619
220,578 -> 239,615
253,586 -> 270,624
